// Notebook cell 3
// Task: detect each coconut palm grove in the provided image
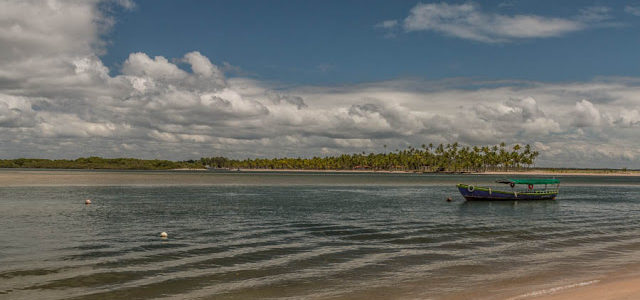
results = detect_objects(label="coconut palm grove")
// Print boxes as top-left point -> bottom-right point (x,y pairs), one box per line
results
202,142 -> 538,172
0,143 -> 538,172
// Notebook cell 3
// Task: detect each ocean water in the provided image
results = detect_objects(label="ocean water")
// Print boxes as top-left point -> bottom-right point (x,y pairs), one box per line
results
1,171 -> 640,299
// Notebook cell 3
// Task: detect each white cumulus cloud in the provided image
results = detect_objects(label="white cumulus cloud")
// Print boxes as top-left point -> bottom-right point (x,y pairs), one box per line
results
572,99 -> 602,127
122,52 -> 188,80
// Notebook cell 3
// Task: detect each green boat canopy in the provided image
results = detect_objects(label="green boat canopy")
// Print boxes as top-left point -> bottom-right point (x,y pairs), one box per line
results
496,178 -> 560,185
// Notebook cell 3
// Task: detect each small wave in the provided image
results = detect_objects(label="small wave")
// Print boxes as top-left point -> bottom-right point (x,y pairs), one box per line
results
507,279 -> 600,300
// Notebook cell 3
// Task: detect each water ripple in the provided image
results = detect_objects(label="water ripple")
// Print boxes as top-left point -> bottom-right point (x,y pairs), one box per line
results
1,177 -> 640,299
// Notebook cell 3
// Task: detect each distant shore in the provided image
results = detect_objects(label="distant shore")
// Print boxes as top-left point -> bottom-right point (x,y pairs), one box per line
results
482,170 -> 640,176
0,168 -> 639,187
2,167 -> 638,177
221,168 -> 640,176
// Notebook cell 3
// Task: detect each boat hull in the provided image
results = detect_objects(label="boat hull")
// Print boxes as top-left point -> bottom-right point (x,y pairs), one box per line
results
457,184 -> 557,201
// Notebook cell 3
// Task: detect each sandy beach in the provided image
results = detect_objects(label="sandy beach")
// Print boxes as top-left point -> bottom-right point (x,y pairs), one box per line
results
529,276 -> 640,300
233,168 -> 413,173
0,168 -> 639,187
482,171 -> 640,177
232,168 -> 640,176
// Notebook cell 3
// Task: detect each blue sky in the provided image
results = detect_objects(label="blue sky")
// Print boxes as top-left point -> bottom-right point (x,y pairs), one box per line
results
1,0 -> 640,167
103,0 -> 640,84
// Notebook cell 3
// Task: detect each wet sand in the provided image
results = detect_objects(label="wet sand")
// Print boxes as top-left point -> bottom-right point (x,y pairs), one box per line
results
530,276 -> 640,300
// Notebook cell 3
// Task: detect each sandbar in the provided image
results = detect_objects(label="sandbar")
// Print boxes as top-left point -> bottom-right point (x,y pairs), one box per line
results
233,168 -> 640,176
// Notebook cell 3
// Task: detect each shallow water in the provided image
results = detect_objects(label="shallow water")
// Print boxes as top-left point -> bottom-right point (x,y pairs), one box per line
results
1,171 -> 640,299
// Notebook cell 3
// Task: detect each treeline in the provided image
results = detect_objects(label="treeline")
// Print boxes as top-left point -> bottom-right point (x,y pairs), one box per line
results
202,142 -> 539,172
0,143 -> 539,172
0,157 -> 204,170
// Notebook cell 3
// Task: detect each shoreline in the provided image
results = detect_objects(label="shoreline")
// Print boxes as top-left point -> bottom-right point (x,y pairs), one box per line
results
527,274 -> 640,300
481,170 -> 640,176
1,167 -> 639,177
226,168 -> 640,176
449,266 -> 640,300
0,168 -> 638,187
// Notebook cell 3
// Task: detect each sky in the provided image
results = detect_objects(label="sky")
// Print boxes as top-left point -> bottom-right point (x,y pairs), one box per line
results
1,0 -> 640,168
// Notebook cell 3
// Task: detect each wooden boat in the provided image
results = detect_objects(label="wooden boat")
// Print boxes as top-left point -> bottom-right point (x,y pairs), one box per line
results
457,178 -> 559,201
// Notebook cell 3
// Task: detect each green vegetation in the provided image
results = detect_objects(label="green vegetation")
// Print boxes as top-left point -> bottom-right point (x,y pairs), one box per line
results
2,143 -> 637,173
0,157 -> 204,170
201,142 -> 539,172
0,142 -> 536,172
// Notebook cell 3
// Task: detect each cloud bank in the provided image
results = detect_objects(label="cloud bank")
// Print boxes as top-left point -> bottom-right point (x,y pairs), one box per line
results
1,0 -> 640,168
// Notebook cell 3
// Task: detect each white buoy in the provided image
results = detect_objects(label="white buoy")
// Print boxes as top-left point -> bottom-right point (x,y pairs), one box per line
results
160,232 -> 168,239
85,199 -> 92,205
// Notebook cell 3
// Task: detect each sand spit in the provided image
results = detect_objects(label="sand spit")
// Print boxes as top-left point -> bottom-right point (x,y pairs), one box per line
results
0,168 -> 638,187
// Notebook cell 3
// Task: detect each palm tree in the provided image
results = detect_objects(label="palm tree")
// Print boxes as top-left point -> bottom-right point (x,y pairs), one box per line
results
197,142 -> 539,173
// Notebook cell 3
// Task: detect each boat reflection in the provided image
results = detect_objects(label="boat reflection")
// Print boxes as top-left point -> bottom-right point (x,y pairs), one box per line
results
457,199 -> 560,216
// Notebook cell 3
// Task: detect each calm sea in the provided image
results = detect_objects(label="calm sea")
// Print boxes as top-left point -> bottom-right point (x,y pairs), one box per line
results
1,171 -> 640,299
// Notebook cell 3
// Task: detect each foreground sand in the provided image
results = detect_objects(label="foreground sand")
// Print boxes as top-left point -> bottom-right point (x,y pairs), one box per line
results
529,276 -> 640,300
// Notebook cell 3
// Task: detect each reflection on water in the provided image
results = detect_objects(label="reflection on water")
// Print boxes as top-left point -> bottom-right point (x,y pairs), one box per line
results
458,199 -> 560,215
0,172 -> 639,299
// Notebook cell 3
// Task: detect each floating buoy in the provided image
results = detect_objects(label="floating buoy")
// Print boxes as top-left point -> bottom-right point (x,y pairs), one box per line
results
446,197 -> 452,202
85,199 -> 91,205
160,232 -> 168,239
